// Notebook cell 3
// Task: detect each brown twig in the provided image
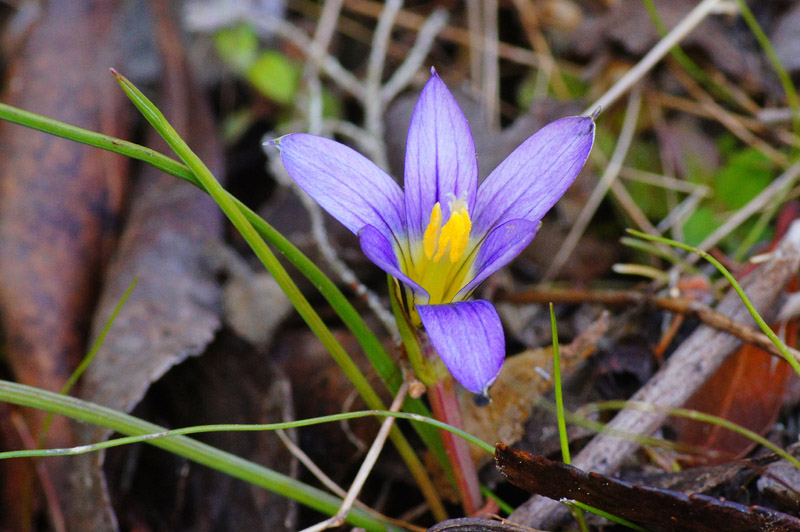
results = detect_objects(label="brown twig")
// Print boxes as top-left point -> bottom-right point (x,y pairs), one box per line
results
498,286 -> 800,363
669,65 -> 789,167
509,0 -> 570,100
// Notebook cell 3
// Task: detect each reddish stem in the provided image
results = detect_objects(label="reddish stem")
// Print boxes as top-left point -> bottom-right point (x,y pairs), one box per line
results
428,376 -> 483,515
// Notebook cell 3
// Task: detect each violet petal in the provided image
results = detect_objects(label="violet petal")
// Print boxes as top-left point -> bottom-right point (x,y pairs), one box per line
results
274,133 -> 405,240
404,71 -> 478,243
457,218 -> 539,298
358,225 -> 427,296
473,116 -> 595,236
418,300 -> 504,395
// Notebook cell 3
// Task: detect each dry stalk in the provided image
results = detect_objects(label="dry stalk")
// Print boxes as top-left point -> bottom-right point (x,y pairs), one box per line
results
509,0 -> 570,100
499,287 -> 800,362
481,0 -> 499,130
584,0 -> 724,115
670,65 -> 789,166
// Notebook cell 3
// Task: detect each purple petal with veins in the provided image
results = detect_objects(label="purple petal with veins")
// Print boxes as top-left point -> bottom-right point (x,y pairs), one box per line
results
473,116 -> 595,237
404,70 -> 478,243
418,300 -> 504,395
458,218 -> 539,298
275,133 -> 405,241
359,225 -> 426,297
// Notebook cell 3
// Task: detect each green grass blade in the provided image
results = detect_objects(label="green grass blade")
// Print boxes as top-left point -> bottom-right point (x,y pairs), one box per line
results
589,400 -> 800,469
550,304 -> 570,465
0,102 -> 192,180
733,0 -> 800,141
564,500 -> 650,531
640,0 -> 735,107
39,277 -> 139,445
550,305 -> 589,532
0,380 -> 400,532
0,409 -> 494,460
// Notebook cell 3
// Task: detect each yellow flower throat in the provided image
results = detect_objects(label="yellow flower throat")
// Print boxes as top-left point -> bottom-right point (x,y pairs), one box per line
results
404,196 -> 474,307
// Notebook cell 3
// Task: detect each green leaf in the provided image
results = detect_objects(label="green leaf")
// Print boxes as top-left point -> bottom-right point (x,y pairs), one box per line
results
715,148 -> 774,210
246,51 -> 299,104
214,24 -> 258,72
682,205 -> 717,247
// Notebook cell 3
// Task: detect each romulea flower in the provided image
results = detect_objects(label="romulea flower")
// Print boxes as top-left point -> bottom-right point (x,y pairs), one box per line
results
268,68 -> 595,396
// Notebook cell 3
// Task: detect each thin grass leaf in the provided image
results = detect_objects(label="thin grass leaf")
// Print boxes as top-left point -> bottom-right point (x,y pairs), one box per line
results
1,409 -> 494,460
563,500 -> 651,532
39,277 -> 139,446
550,304 -> 587,531
588,400 -> 800,469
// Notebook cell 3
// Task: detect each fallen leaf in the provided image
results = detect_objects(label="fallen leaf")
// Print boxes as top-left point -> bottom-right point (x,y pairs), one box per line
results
0,0 -> 129,528
461,314 -> 608,464
0,0 -> 128,433
674,326 -> 795,465
106,333 -> 297,532
65,1 -> 226,530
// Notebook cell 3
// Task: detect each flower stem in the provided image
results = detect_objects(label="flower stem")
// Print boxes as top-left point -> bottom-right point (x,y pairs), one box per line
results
427,374 -> 482,515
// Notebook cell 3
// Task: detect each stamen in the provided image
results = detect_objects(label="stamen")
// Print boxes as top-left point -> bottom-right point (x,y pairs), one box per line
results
424,202 -> 443,260
448,211 -> 471,262
428,198 -> 472,263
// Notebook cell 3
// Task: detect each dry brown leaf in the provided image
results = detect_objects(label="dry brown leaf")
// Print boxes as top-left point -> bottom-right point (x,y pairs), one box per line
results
496,443 -> 800,532
0,0 -> 129,528
674,321 -> 796,465
0,0 -> 128,432
106,335 -> 297,532
64,1 -> 226,530
674,207 -> 800,465
460,313 -> 608,464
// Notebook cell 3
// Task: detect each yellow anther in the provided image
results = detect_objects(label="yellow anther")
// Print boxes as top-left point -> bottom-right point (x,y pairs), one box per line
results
424,202 -> 443,260
447,210 -> 471,262
424,198 -> 472,263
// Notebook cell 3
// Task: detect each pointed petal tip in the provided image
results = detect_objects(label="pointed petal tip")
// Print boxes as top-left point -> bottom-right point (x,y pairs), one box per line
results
405,66 -> 479,242
262,133 -> 290,150
478,386 -> 494,401
430,65 -> 437,76
568,115 -> 596,137
473,115 -> 596,233
590,106 -> 602,121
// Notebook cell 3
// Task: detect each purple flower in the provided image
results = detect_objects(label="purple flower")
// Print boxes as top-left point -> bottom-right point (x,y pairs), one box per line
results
269,69 -> 594,395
